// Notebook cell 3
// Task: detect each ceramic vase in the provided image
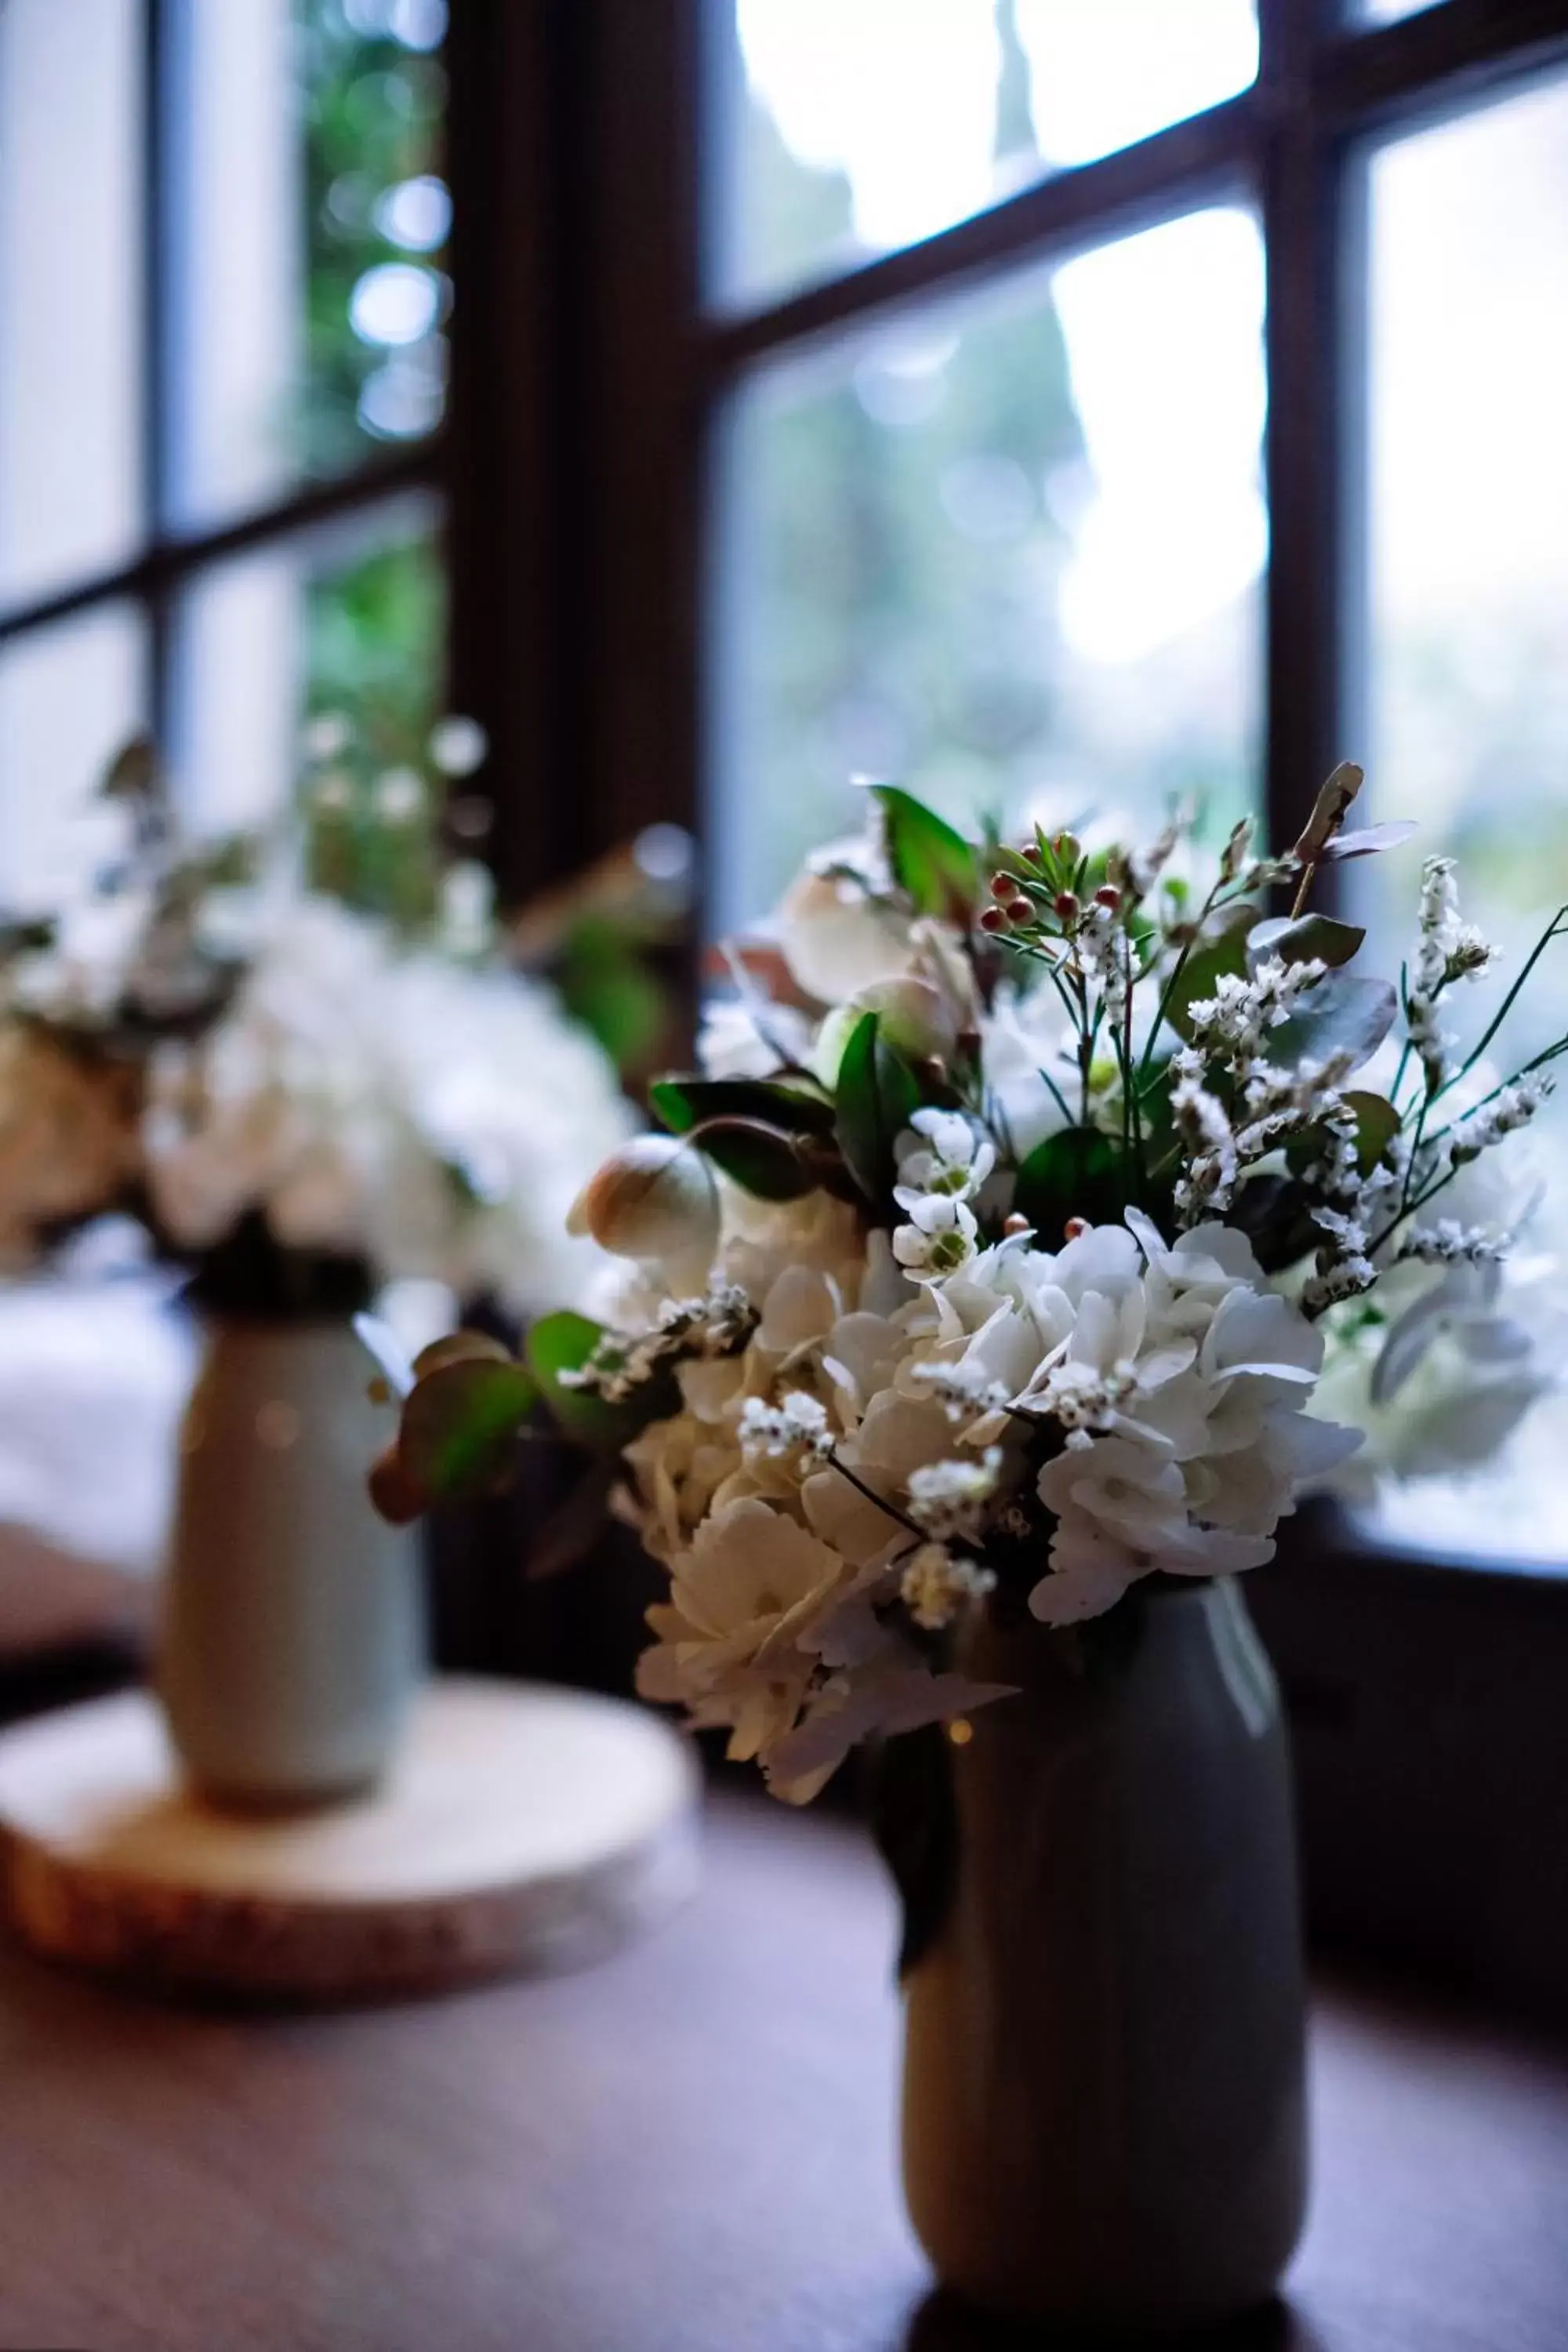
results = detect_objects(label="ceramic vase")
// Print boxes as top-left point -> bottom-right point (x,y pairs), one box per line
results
160,1317 -> 423,1809
900,1577 -> 1307,2332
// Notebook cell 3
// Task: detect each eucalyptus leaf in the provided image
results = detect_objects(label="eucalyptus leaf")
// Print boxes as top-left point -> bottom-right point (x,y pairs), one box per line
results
1013,1126 -> 1122,1243
1250,913 -> 1366,971
1318,820 -> 1420,862
1163,903 -> 1260,1042
1286,1090 -> 1402,1181
1293,761 -> 1363,860
1269,971 -> 1399,1076
869,785 -> 978,924
100,735 -> 163,803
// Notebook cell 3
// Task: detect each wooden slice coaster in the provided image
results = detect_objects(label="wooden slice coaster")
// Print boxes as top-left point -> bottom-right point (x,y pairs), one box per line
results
0,1677 -> 700,2004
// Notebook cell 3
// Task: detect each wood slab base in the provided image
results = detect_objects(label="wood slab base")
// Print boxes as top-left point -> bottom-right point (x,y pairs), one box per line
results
0,1676 -> 701,2004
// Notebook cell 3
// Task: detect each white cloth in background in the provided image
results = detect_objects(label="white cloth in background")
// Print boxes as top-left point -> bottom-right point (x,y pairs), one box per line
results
0,1272 -> 196,1578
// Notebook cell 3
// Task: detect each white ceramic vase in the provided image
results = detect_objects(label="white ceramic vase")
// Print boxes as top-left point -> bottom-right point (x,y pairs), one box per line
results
160,1318 -> 423,1809
901,1577 -> 1307,2331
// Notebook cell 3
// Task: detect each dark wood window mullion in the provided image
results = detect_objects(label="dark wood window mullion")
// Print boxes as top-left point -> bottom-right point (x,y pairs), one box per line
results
702,95 -> 1258,383
143,0 -> 173,746
1258,0 -> 1348,863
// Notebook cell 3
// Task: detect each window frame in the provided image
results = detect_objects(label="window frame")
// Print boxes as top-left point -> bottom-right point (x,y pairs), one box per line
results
0,0 -> 450,816
563,0 -> 1568,2019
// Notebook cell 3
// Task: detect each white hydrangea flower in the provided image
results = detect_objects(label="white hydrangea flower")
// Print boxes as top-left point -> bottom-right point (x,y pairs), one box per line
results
143,895 -> 632,1311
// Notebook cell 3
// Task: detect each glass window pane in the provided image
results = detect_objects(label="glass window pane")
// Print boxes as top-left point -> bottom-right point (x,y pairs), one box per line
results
713,206 -> 1265,928
1361,73 -> 1568,1563
0,607 -> 146,908
171,494 -> 445,835
0,0 -> 143,608
168,0 -> 448,528
713,0 -> 1258,310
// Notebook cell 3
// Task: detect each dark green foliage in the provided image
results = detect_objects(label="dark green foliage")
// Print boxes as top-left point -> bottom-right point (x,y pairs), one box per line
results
870,786 -> 979,924
650,1076 -> 837,1138
684,1117 -> 825,1202
834,1012 -> 923,1207
1013,1127 -> 1123,1243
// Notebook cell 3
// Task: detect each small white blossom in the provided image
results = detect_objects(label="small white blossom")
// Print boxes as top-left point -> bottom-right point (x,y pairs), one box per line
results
909,1359 -> 1012,1422
892,1192 -> 979,1279
899,1544 -> 996,1632
1447,1076 -> 1551,1166
1185,956 -> 1325,1069
1397,1219 -> 1508,1267
906,1448 -> 1003,1543
739,1389 -> 833,1461
893,1108 -> 996,1206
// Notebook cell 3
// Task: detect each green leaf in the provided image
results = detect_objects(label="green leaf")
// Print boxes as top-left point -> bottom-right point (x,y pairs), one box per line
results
688,1116 -> 823,1201
410,1330 -> 515,1381
1250,913 -> 1366,971
1163,903 -> 1260,1042
1286,1089 -> 1403,1181
870,785 -> 978,923
1269,972 -> 1399,1076
833,1011 -> 923,1206
650,1074 -> 836,1138
867,1721 -> 959,1982
397,1356 -> 539,1506
1013,1127 -> 1123,1243
525,1309 -> 669,1449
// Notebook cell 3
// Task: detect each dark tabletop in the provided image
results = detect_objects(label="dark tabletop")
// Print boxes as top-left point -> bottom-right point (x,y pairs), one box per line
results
0,1790 -> 1564,2352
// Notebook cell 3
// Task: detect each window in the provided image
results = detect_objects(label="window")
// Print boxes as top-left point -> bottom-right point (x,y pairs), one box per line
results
604,0 -> 1568,2004
0,0 -> 449,906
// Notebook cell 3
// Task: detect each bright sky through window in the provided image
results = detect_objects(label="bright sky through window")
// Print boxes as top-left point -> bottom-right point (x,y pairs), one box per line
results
734,1 -> 1265,667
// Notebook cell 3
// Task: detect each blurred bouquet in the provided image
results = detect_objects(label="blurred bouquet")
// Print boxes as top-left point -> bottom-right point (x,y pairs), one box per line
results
0,727 -> 636,1318
370,767 -> 1568,1800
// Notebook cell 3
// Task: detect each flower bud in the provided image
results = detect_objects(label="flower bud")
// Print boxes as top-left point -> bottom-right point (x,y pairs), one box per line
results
989,871 -> 1015,902
978,906 -> 1009,935
1094,885 -> 1121,912
1007,897 -> 1035,924
566,1135 -> 719,1290
1054,833 -> 1081,868
1053,891 -> 1080,922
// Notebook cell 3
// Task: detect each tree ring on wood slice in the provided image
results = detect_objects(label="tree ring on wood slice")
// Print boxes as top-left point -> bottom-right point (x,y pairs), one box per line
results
0,1677 -> 701,2005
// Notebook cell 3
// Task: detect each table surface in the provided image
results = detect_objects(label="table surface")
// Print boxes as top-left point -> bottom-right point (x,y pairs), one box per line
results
1,1789 -> 1565,2352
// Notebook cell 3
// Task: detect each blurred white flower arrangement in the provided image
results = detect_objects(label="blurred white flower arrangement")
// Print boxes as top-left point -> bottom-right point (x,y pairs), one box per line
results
369,768 -> 1568,1803
0,725 -> 635,1319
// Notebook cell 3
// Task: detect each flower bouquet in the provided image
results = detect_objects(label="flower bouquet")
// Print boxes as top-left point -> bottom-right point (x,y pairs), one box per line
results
368,765 -> 1566,2325
0,731 -> 633,1806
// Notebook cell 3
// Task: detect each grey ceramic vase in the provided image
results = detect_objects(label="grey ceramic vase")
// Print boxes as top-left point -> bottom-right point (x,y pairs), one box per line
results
160,1318 -> 423,1810
901,1577 -> 1307,2332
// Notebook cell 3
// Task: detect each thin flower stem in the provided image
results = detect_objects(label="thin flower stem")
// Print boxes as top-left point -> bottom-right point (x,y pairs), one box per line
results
823,1449 -> 924,1541
1432,906 -> 1568,1107
1137,875 -> 1226,1079
1036,1062 -> 1076,1129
